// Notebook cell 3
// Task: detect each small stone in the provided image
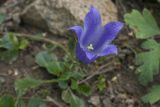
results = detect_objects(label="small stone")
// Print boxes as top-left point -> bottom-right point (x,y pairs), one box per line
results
129,65 -> 134,70
111,76 -> 118,82
13,69 -> 19,76
89,96 -> 100,106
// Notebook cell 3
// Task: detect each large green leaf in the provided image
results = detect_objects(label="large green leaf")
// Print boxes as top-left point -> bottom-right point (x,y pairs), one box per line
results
124,9 -> 160,39
136,39 -> 160,85
0,95 -> 15,107
35,51 -> 63,76
62,89 -> 84,107
15,78 -> 44,94
142,85 -> 160,104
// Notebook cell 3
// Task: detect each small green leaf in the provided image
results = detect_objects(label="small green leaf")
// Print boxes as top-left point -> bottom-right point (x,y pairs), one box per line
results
78,84 -> 91,96
136,39 -> 160,85
0,13 -> 6,25
62,89 -> 85,107
124,9 -> 160,39
142,85 -> 160,104
0,95 -> 15,107
27,97 -> 47,107
35,51 -> 63,76
15,78 -> 44,94
58,81 -> 68,89
96,75 -> 106,91
71,79 -> 78,90
19,39 -> 29,49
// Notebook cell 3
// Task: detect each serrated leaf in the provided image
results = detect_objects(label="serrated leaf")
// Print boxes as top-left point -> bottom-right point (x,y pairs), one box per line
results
124,9 -> 160,39
136,39 -> 160,85
15,78 -> 44,94
142,85 -> 160,104
0,13 -> 6,25
35,51 -> 63,76
0,95 -> 15,107
27,97 -> 47,107
62,89 -> 84,107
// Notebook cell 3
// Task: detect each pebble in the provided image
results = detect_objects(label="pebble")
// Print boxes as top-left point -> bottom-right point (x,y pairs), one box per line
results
89,96 -> 100,106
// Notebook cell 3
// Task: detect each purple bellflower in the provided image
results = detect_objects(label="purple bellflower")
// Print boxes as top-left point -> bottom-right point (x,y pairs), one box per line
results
70,6 -> 124,64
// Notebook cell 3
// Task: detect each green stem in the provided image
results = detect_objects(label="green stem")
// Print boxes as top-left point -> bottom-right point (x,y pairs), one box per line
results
14,33 -> 68,54
43,79 -> 59,84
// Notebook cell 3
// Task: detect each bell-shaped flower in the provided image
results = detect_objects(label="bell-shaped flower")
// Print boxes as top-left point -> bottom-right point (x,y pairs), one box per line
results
70,6 -> 124,64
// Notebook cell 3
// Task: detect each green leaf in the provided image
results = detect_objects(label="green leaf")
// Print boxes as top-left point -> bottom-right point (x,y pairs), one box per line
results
19,39 -> 29,49
15,78 -> 44,94
96,75 -> 106,91
62,89 -> 85,107
58,81 -> 68,89
35,51 -> 63,76
0,95 -> 15,107
78,84 -> 91,96
71,79 -> 78,90
0,33 -> 19,49
0,13 -> 6,25
124,9 -> 160,39
59,72 -> 73,81
136,39 -> 160,85
142,85 -> 160,104
59,71 -> 85,81
27,97 -> 47,107
0,33 -> 27,63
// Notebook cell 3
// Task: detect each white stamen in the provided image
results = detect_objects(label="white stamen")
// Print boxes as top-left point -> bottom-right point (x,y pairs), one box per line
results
87,44 -> 94,51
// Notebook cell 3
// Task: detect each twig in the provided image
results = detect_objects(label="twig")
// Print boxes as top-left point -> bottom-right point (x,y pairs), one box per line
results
78,63 -> 114,84
46,96 -> 64,107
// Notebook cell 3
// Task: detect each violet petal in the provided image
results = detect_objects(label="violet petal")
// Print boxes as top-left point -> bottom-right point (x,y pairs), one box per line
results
76,43 -> 97,64
69,26 -> 83,41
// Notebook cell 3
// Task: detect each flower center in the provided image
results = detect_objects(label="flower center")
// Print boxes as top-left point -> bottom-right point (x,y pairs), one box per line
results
87,44 -> 94,51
